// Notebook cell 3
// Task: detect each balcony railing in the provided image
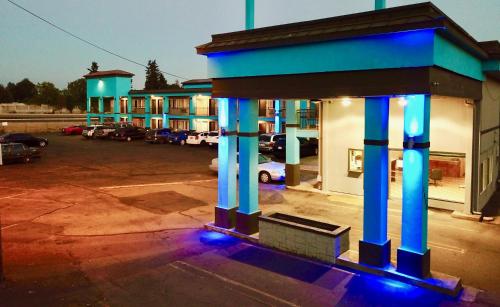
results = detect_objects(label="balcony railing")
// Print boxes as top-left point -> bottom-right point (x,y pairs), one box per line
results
132,107 -> 145,114
194,107 -> 218,116
169,107 -> 189,116
259,108 -> 276,118
297,109 -> 319,130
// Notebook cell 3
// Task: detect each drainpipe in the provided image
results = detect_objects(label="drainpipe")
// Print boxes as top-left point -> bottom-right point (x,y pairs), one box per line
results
246,0 -> 255,30
375,0 -> 386,10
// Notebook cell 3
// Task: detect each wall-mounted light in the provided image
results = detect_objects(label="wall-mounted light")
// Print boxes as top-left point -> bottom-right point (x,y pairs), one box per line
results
397,97 -> 408,107
98,79 -> 104,90
341,97 -> 352,107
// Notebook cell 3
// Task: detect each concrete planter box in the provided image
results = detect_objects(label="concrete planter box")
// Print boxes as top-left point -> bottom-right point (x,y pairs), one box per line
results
259,212 -> 350,264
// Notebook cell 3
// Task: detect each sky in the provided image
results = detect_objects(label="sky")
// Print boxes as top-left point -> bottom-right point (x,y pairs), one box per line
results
0,0 -> 499,89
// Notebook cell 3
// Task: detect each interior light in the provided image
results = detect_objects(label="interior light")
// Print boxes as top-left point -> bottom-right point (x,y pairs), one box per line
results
341,98 -> 352,107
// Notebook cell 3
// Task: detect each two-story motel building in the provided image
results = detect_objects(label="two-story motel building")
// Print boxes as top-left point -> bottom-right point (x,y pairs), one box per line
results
84,70 -> 284,133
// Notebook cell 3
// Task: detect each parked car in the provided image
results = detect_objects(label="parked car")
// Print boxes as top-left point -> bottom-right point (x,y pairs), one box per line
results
166,130 -> 189,145
145,128 -> 172,144
187,131 -> 210,146
209,153 -> 285,183
206,131 -> 220,147
0,143 -> 40,164
93,125 -> 118,139
61,125 -> 84,135
82,125 -> 103,139
259,133 -> 286,153
0,133 -> 48,147
113,127 -> 147,142
272,137 -> 318,159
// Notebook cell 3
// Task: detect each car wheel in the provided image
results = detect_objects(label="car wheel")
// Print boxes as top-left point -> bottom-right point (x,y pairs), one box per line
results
39,141 -> 47,147
200,140 -> 206,146
126,136 -> 132,142
259,171 -> 272,184
180,140 -> 186,146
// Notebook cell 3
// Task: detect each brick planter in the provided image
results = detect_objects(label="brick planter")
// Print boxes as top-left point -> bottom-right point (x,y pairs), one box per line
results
259,212 -> 350,264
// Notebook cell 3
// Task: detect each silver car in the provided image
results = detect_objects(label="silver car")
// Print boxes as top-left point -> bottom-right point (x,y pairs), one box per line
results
209,153 -> 285,183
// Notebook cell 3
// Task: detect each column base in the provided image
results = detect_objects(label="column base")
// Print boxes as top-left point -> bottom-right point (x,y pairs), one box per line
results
236,211 -> 262,235
359,240 -> 391,268
397,248 -> 431,279
285,164 -> 300,186
214,207 -> 238,229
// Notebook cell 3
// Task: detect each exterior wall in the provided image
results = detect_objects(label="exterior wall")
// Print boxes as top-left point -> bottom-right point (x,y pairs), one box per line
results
86,76 -> 132,124
207,30 -> 484,82
321,96 -> 474,211
477,77 -> 500,211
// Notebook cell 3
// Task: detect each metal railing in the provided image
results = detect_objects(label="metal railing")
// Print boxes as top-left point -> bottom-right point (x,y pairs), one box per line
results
132,107 -> 145,114
169,107 -> 189,116
194,107 -> 218,116
297,109 -> 319,130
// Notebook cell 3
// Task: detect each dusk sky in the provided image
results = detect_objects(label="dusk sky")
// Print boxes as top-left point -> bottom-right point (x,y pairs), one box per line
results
1,0 -> 499,89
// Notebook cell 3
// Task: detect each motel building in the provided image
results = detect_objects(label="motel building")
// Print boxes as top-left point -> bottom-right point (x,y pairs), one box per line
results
198,1 -> 499,284
84,71 -> 284,133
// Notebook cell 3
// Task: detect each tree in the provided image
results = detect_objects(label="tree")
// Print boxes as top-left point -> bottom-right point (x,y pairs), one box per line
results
65,78 -> 86,111
0,84 -> 14,103
33,82 -> 62,108
13,78 -> 37,102
87,61 -> 99,73
168,80 -> 181,89
144,60 -> 160,90
158,73 -> 168,89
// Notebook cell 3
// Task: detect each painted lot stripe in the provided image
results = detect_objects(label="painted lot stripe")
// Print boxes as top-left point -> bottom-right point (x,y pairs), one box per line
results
99,179 -> 217,190
0,192 -> 27,200
170,261 -> 299,307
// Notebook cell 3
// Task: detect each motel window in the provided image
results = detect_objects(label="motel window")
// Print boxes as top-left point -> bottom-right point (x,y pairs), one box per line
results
170,119 -> 189,131
89,97 -> 99,113
169,97 -> 189,109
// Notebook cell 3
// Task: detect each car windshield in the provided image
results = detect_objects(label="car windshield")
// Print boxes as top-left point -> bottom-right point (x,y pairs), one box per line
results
258,154 -> 272,164
189,132 -> 199,136
259,135 -> 271,142
208,132 -> 218,136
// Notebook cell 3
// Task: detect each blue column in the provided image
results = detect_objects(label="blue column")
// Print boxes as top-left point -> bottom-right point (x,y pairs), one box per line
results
98,97 -> 104,123
215,98 -> 238,228
245,0 -> 255,30
145,96 -> 151,128
397,94 -> 431,279
189,96 -> 196,130
359,97 -> 391,268
274,100 -> 281,133
285,100 -> 300,186
236,98 -> 260,235
113,96 -> 120,122
375,0 -> 386,10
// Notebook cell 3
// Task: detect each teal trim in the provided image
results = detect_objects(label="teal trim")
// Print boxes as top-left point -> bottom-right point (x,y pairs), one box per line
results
129,92 -> 211,98
208,30 -> 435,79
483,60 -> 500,72
183,84 -> 212,89
434,34 -> 484,81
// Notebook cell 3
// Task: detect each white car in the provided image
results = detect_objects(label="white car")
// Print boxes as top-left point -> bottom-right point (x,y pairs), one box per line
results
187,131 -> 210,145
206,131 -> 219,147
82,125 -> 103,138
209,153 -> 285,183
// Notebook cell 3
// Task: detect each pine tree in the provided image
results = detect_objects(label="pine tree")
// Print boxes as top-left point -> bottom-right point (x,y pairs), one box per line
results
144,60 -> 160,90
158,73 -> 168,89
87,62 -> 99,73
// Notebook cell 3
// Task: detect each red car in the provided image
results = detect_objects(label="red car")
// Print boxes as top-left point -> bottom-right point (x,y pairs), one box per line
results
61,125 -> 84,135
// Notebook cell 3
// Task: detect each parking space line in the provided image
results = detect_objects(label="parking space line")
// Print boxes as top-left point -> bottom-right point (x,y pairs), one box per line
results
0,192 -> 27,200
170,261 -> 299,307
99,179 -> 217,190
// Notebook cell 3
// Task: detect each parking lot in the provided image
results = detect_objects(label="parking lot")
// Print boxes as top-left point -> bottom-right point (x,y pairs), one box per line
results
0,133 -> 499,306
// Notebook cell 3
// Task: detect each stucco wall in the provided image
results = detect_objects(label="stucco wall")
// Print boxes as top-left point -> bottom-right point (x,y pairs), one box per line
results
321,96 -> 473,211
477,77 -> 500,211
